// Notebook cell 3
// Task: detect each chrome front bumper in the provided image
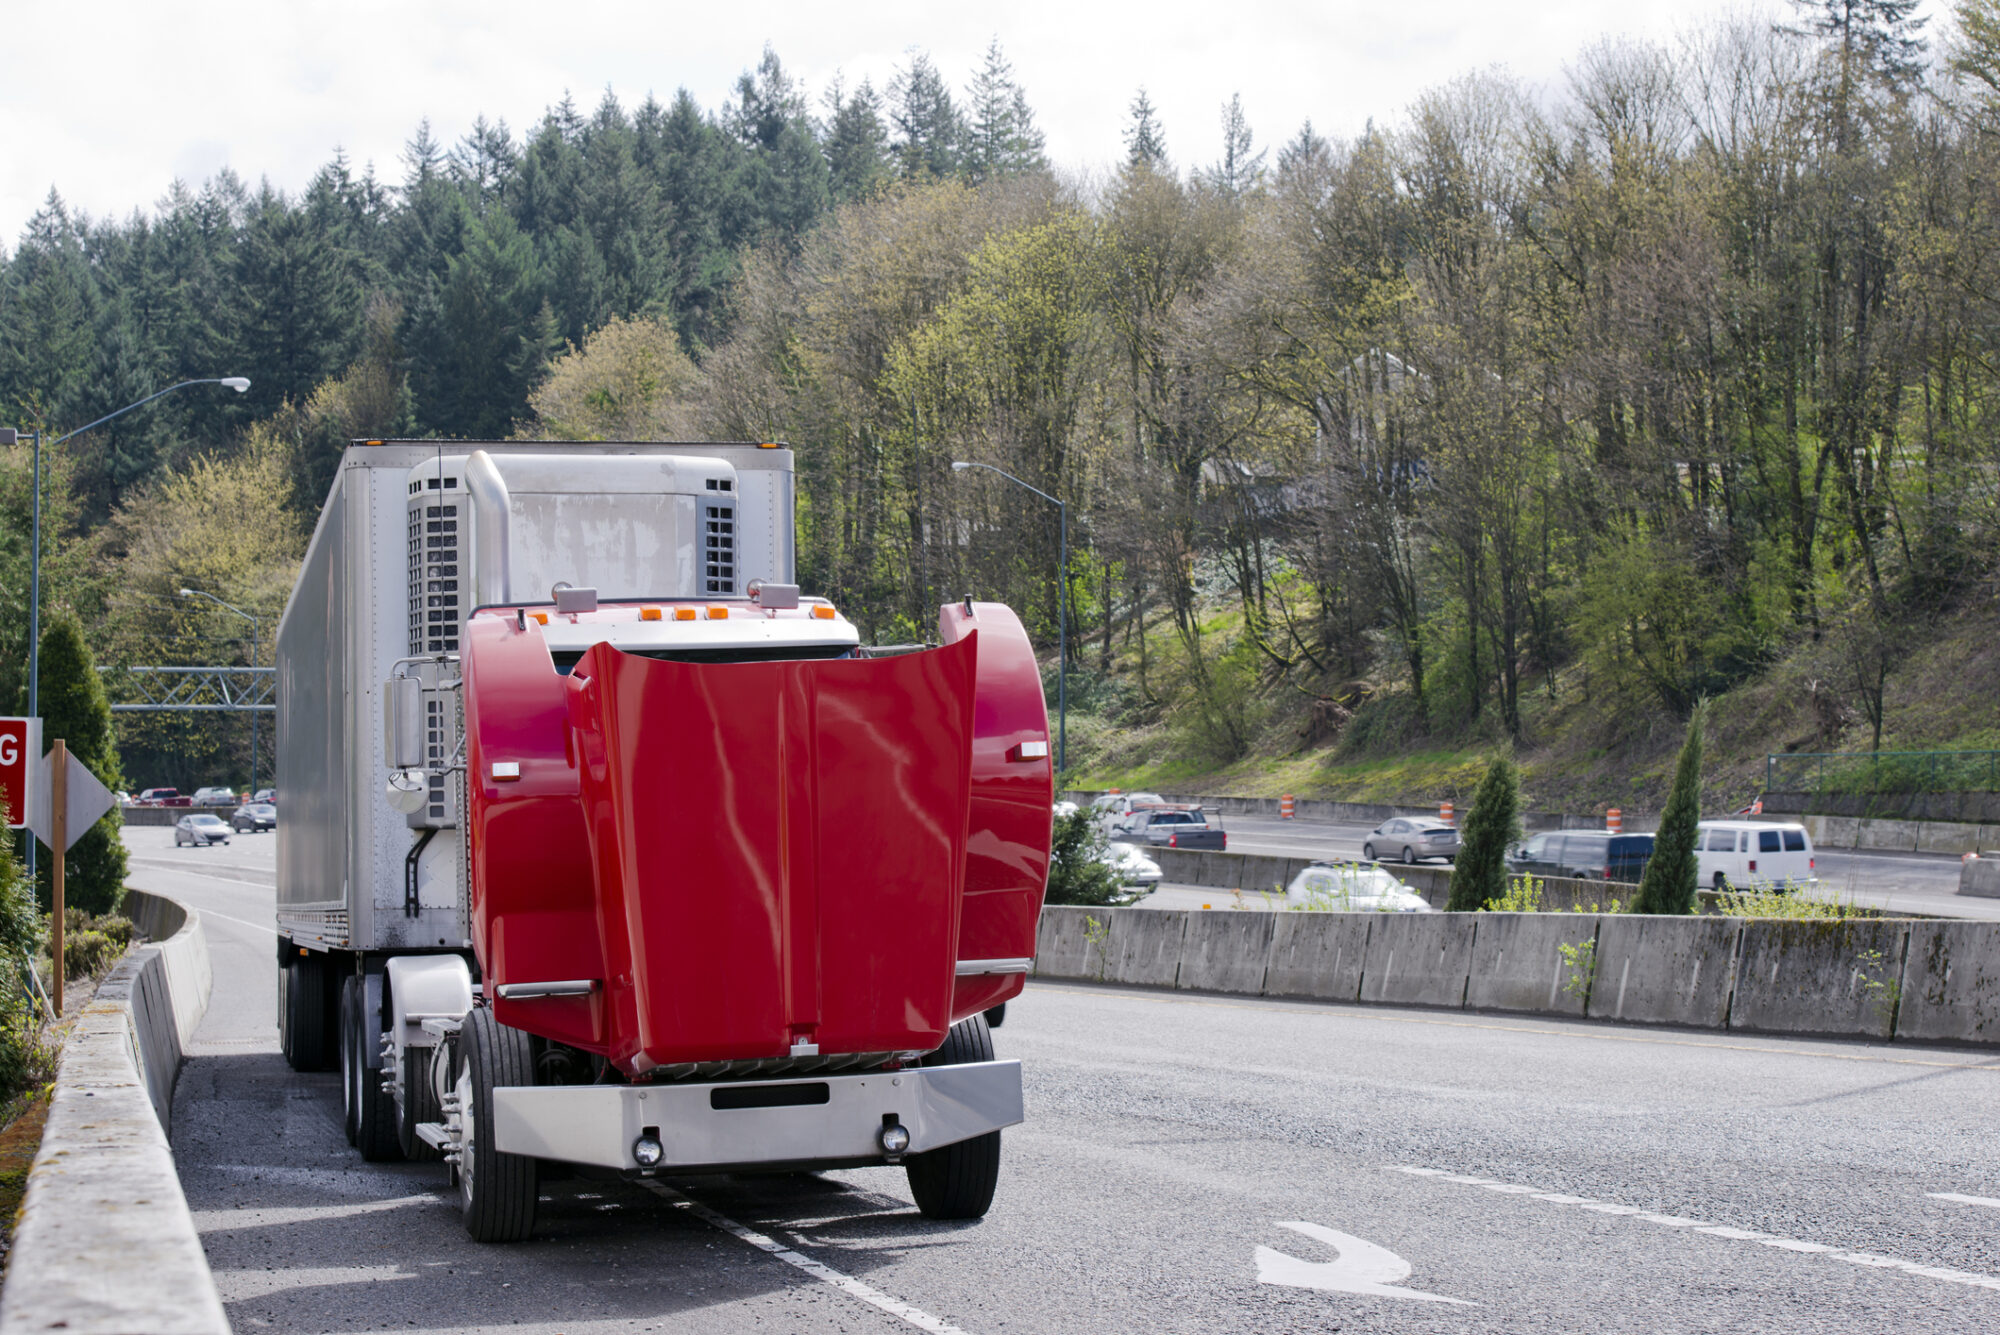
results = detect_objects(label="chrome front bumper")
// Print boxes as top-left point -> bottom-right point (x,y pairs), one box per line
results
491,1059 -> 1024,1171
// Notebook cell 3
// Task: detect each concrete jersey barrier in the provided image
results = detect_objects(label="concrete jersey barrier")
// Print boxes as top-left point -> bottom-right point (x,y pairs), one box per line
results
0,889 -> 228,1335
1029,900 -> 2000,1048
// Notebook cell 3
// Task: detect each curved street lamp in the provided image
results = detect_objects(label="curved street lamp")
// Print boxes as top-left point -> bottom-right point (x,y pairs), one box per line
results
180,588 -> 262,795
950,460 -> 1067,774
5,376 -> 249,877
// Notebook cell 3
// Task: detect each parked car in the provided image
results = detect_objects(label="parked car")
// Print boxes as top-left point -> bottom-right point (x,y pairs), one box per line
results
174,814 -> 231,846
231,802 -> 278,833
1102,841 -> 1163,887
1507,830 -> 1656,883
137,787 -> 190,807
1361,817 -> 1460,865
191,785 -> 238,806
1697,820 -> 1815,891
1284,862 -> 1432,912
1090,791 -> 1167,832
1110,805 -> 1227,850
1053,800 -> 1079,819
253,788 -> 276,805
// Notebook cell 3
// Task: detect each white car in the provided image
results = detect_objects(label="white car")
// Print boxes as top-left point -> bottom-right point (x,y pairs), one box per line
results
1090,791 -> 1167,831
1102,841 -> 1163,887
1697,820 -> 1815,891
1283,862 -> 1432,912
174,814 -> 232,847
1053,800 -> 1080,819
191,786 -> 239,806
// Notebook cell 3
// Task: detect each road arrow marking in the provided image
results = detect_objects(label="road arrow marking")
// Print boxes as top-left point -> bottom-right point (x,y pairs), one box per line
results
1255,1221 -> 1472,1305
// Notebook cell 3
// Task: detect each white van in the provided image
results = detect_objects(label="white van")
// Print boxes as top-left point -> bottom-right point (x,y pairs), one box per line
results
1696,820 -> 1816,891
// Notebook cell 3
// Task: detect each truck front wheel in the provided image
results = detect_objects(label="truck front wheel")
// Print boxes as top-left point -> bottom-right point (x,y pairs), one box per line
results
905,1014 -> 1002,1221
456,1007 -> 539,1242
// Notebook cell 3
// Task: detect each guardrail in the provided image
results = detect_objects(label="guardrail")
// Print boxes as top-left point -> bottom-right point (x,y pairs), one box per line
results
0,889 -> 228,1335
1035,904 -> 2000,1045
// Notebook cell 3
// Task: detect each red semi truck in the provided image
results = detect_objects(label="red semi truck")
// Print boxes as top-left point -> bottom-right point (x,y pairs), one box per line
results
275,441 -> 1051,1241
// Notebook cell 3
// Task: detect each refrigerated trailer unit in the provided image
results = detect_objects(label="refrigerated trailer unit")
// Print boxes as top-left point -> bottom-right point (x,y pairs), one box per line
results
275,440 -> 1052,1241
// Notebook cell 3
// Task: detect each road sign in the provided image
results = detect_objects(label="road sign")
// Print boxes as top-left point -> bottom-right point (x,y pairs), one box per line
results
26,747 -> 116,852
1,718 -> 37,829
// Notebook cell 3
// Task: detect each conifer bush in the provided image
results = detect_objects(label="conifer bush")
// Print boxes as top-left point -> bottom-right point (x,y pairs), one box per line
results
1634,700 -> 1706,915
1447,757 -> 1520,912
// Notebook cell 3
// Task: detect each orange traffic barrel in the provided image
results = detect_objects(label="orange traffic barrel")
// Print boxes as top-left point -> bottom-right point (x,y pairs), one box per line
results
1607,808 -> 1623,833
1280,794 -> 1296,820
1440,800 -> 1455,825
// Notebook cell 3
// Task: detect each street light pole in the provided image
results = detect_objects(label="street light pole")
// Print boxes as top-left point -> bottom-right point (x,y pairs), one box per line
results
180,589 -> 261,794
950,460 -> 1067,774
5,377 -> 249,880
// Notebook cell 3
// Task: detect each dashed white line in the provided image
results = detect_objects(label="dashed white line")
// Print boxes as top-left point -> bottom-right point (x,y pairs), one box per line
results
639,1181 -> 975,1334
1930,1192 -> 2000,1211
1390,1166 -> 2000,1294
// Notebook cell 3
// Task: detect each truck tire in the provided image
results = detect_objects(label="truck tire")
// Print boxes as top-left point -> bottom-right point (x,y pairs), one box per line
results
457,1007 -> 538,1243
398,1046 -> 443,1162
905,1014 -> 1001,1221
341,977 -> 402,1162
282,950 -> 335,1073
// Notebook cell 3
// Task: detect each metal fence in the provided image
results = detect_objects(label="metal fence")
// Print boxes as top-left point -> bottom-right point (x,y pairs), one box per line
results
1765,750 -> 2000,795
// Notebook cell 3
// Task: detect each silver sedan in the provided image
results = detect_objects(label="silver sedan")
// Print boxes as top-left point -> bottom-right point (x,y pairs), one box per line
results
1361,818 -> 1459,864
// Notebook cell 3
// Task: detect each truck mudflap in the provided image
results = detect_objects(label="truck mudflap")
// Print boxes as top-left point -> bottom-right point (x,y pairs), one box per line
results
488,1059 -> 1024,1171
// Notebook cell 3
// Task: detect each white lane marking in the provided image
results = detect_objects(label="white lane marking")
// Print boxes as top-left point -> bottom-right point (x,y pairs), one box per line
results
1390,1166 -> 2000,1293
190,909 -> 278,936
128,864 -> 276,891
638,1181 -> 976,1334
1255,1221 -> 1472,1305
1930,1192 -> 2000,1210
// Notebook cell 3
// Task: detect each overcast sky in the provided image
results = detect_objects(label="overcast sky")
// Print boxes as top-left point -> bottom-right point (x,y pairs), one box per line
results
0,0 -> 1950,246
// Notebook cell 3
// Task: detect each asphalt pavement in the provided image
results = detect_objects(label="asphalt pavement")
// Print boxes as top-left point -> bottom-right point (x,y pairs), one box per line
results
135,827 -> 2000,1333
1215,812 -> 1999,919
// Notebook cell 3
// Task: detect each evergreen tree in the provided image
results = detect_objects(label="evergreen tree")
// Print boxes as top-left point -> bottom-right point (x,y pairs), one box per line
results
1124,88 -> 1169,170
824,77 -> 891,203
1446,757 -> 1520,912
1785,0 -> 1928,85
1202,94 -> 1266,198
964,40 -> 1047,182
233,186 -> 364,409
32,611 -> 128,916
1633,701 -> 1707,916
890,52 -> 965,180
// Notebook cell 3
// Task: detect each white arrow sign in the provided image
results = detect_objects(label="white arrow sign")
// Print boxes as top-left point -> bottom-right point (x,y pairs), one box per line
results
26,749 -> 117,853
1256,1221 -> 1472,1305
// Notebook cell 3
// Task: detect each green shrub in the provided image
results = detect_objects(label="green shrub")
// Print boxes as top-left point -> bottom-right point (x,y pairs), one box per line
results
1633,700 -> 1705,915
1044,808 -> 1124,907
1447,756 -> 1521,911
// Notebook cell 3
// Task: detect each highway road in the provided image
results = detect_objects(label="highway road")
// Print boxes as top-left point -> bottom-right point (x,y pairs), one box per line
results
132,827 -> 2000,1334
1212,811 -> 2000,920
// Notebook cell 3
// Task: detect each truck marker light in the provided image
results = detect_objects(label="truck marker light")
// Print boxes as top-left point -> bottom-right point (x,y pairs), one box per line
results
811,606 -> 836,620
674,607 -> 698,621
640,606 -> 662,621
878,1124 -> 910,1155
632,1134 -> 665,1168
708,606 -> 729,619
491,762 -> 521,781
531,611 -> 549,625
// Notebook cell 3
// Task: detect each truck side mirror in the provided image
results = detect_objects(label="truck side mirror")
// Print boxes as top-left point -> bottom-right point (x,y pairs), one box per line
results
386,677 -> 425,770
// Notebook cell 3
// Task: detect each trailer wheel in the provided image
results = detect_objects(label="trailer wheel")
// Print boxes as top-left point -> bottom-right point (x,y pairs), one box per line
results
905,1014 -> 1002,1221
341,977 -> 402,1162
457,1007 -> 538,1243
282,949 -> 335,1073
398,1046 -> 443,1162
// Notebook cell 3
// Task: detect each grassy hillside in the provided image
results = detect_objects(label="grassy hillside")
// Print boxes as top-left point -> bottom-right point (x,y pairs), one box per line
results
1060,594 -> 2000,817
